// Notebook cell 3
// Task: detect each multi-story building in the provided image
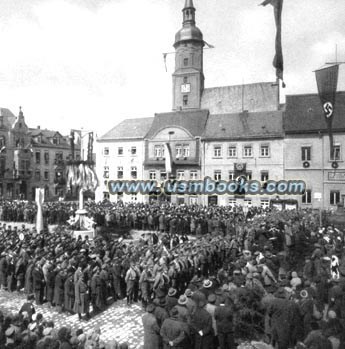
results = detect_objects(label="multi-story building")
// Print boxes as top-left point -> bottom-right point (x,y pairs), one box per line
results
0,107 -> 31,199
96,118 -> 153,202
284,92 -> 345,210
202,109 -> 284,207
96,0 -> 345,209
0,107 -> 81,201
29,127 -> 81,201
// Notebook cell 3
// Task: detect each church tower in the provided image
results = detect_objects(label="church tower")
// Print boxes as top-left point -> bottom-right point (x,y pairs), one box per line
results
172,0 -> 204,110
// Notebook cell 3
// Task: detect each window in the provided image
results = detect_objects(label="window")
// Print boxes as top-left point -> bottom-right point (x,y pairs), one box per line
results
131,147 -> 137,155
260,145 -> 270,157
261,199 -> 269,209
228,146 -> 237,158
149,171 -> 156,180
183,58 -> 188,66
228,198 -> 236,208
76,153 -> 81,161
214,146 -> 222,158
175,145 -> 182,158
214,170 -> 221,181
52,137 -> 59,145
243,145 -> 253,157
44,152 -> 49,165
154,145 -> 163,158
183,95 -> 188,106
35,152 -> 40,164
177,171 -> 185,180
160,171 -> 167,180
190,171 -> 198,180
229,171 -> 235,180
330,191 -> 340,205
183,144 -> 190,157
189,196 -> 198,205
131,166 -> 137,179
44,171 -> 49,181
261,171 -> 269,181
183,76 -> 188,83
103,166 -> 109,179
244,199 -> 252,207
118,147 -> 123,155
330,145 -> 341,161
117,166 -> 123,179
0,137 -> 5,149
246,171 -> 252,180
55,152 -> 63,161
35,170 -> 40,181
301,146 -> 311,161
104,147 -> 109,156
302,189 -> 312,204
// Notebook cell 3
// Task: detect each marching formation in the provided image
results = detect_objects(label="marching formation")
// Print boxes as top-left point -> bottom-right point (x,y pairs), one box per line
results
0,202 -> 345,349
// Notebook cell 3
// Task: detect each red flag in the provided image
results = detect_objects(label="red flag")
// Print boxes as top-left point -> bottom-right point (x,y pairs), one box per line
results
261,0 -> 285,87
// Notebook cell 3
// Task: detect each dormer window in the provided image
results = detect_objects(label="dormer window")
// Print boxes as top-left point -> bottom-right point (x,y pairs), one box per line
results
53,137 -> 59,145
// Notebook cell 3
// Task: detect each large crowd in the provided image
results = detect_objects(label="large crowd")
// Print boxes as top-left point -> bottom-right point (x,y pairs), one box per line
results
0,200 -> 344,349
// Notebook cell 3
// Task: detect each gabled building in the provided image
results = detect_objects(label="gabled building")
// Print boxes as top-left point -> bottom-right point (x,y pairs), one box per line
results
283,92 -> 345,210
96,117 -> 153,202
96,0 -> 345,209
0,107 -> 31,199
0,107 -> 81,201
29,127 -> 81,200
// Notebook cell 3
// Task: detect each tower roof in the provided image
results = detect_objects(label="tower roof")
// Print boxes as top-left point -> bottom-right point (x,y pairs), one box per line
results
174,0 -> 203,47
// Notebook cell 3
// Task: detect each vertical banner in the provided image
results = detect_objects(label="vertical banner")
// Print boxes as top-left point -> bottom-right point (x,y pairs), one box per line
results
315,64 -> 339,159
261,0 -> 285,86
70,130 -> 75,160
164,143 -> 173,176
87,132 -> 94,163
35,188 -> 45,233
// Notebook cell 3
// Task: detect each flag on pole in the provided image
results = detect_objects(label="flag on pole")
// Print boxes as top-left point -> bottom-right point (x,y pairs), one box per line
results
35,188 -> 45,234
163,53 -> 168,72
260,0 -> 285,87
164,143 -> 173,175
203,41 -> 215,49
315,64 -> 339,160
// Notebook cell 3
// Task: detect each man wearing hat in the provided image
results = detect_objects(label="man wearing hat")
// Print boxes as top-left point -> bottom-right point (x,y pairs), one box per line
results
166,288 -> 178,314
125,262 -> 138,306
19,294 -> 36,322
176,295 -> 189,323
215,297 -> 235,349
205,293 -> 218,349
190,297 -> 213,349
153,298 -> 169,328
200,279 -> 214,299
142,304 -> 160,349
160,306 -> 186,349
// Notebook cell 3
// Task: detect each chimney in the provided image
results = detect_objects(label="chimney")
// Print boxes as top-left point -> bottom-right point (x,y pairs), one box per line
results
37,126 -> 40,129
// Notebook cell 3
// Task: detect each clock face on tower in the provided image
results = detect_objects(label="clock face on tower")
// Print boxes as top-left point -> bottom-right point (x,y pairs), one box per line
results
181,83 -> 191,93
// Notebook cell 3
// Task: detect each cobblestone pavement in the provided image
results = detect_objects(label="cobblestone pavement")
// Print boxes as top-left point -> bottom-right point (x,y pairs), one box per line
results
0,289 -> 144,348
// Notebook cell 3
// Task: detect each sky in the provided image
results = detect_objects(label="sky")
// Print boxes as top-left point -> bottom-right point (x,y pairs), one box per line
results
0,0 -> 344,137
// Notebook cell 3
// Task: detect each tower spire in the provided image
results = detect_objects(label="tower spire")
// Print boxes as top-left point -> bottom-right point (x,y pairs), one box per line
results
182,0 -> 196,26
